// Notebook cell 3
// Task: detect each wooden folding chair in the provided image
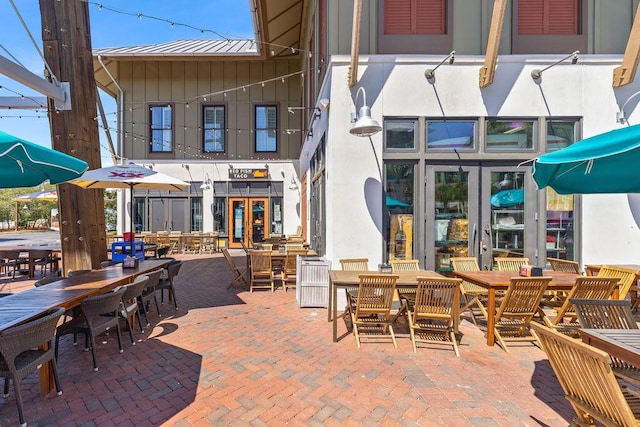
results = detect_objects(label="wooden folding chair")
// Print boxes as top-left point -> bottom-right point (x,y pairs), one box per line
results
250,250 -> 275,292
542,276 -> 619,337
597,265 -> 639,309
547,257 -> 582,274
348,274 -> 399,348
451,257 -> 488,325
493,276 -> 551,352
339,258 -> 369,317
532,322 -> 640,426
222,248 -> 248,289
406,277 -> 461,356
495,257 -> 530,272
282,249 -> 308,292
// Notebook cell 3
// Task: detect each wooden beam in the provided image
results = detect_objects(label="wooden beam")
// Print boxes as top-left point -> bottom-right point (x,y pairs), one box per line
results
40,0 -> 107,273
348,0 -> 362,87
479,0 -> 507,88
613,5 -> 640,87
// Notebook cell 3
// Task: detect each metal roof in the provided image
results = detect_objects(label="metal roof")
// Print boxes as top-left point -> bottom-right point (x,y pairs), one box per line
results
93,39 -> 260,58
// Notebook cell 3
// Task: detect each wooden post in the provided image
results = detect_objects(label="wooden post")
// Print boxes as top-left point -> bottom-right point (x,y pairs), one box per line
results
479,0 -> 507,88
39,0 -> 107,273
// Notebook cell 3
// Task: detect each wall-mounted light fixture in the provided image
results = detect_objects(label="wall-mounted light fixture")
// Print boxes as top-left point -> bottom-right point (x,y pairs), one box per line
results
228,164 -> 234,170
617,89 -> 640,125
288,106 -> 319,114
350,87 -> 382,137
200,173 -> 212,190
531,51 -> 579,80
289,177 -> 299,191
424,50 -> 455,80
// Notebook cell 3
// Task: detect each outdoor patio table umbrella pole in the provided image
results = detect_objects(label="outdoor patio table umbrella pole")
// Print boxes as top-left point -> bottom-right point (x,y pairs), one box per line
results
68,163 -> 188,249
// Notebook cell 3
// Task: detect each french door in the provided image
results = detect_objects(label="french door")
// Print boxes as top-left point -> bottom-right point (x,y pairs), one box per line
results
426,164 -> 538,272
228,197 -> 268,249
149,198 -> 188,232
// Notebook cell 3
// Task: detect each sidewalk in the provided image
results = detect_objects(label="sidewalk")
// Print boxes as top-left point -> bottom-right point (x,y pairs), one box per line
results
0,251 -> 574,426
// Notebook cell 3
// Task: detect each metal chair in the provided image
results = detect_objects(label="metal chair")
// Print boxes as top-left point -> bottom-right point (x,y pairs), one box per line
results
0,307 -> 65,427
138,269 -> 163,325
157,260 -> 182,310
55,286 -> 127,372
119,275 -> 149,340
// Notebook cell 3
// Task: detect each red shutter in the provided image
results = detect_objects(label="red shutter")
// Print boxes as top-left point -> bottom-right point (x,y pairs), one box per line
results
385,0 -> 413,34
385,0 -> 445,35
416,0 -> 445,34
548,0 -> 578,35
518,0 -> 578,35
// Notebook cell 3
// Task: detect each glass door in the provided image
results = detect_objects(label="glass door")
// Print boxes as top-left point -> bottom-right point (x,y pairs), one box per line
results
228,197 -> 268,249
426,164 -> 538,271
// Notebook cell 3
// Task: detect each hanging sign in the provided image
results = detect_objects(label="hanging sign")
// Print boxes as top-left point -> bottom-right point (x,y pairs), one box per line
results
230,168 -> 269,180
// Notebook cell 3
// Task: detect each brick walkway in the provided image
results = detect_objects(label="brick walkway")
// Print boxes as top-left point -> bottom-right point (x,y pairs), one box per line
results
0,251 -> 574,426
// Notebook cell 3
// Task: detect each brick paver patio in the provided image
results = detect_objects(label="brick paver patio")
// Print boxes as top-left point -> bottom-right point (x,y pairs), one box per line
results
0,251 -> 575,426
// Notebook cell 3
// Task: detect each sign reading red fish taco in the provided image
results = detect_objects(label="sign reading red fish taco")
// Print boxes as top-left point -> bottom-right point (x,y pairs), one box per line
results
229,168 -> 269,180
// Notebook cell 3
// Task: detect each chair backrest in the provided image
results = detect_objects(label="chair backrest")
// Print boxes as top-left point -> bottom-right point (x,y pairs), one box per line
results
571,298 -> 639,330
144,269 -> 163,290
354,274 -> 398,318
0,250 -> 21,261
551,276 -> 620,324
67,269 -> 93,277
597,265 -> 638,300
29,249 -> 51,261
340,258 -> 369,271
250,250 -> 273,276
390,259 -> 420,272
547,257 -> 582,274
255,243 -> 273,251
100,260 -> 118,268
450,257 -> 480,272
81,286 -> 127,321
284,249 -> 308,275
531,322 -> 639,427
222,248 -> 242,274
165,260 -> 183,283
285,243 -> 304,251
34,276 -> 60,287
495,257 -> 530,272
0,307 -> 65,364
413,277 -> 461,323
496,277 -> 551,319
123,274 -> 149,301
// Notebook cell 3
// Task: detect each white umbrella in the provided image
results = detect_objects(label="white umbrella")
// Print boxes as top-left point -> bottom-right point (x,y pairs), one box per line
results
69,163 -> 189,245
12,189 -> 58,202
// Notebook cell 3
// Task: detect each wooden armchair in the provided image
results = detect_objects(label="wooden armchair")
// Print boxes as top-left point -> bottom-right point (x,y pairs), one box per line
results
339,258 -> 369,316
406,277 -> 461,356
451,257 -> 488,325
389,259 -> 419,272
493,276 -> 551,352
531,322 -> 640,426
495,257 -> 530,272
348,274 -> 399,348
542,276 -> 619,336
249,250 -> 275,292
597,265 -> 639,308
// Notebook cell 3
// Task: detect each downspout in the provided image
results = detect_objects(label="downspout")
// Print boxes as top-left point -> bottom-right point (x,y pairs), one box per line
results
97,55 -> 124,164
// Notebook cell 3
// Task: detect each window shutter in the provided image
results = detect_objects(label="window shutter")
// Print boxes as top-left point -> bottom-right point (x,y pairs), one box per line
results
416,0 -> 445,34
518,0 -> 578,35
384,0 -> 412,34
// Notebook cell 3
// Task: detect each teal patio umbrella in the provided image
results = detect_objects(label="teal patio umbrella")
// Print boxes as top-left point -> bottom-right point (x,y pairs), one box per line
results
531,124 -> 640,194
0,131 -> 88,187
386,195 -> 410,208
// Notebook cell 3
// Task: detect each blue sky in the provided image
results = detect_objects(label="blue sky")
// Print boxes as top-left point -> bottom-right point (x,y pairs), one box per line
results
0,0 -> 254,165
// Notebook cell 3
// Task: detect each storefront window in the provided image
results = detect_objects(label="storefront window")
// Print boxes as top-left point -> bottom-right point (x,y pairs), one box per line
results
191,198 -> 203,231
427,120 -> 475,150
546,188 -> 574,260
214,197 -> 227,234
486,119 -> 535,150
134,198 -> 145,232
271,198 -> 283,235
384,163 -> 415,261
385,119 -> 417,150
547,119 -> 578,151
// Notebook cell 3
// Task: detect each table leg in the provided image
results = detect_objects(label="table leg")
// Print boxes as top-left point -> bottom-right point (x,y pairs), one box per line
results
332,281 -> 338,342
38,344 -> 54,396
327,280 -> 333,322
486,288 -> 496,346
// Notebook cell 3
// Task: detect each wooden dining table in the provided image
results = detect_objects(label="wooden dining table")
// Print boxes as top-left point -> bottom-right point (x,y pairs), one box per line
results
0,258 -> 171,395
581,329 -> 640,367
452,270 -> 581,346
328,269 -> 443,342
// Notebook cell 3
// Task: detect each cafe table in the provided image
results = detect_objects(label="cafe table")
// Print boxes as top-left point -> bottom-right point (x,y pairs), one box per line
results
581,329 -> 640,368
452,270 -> 581,346
328,269 -> 443,342
0,258 -> 171,395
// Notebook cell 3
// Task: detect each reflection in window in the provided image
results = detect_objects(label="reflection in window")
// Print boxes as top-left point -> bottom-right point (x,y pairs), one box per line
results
384,163 -> 414,261
490,171 -> 526,255
271,198 -> 283,235
427,120 -> 475,150
546,188 -> 574,260
385,119 -> 417,150
486,120 -> 535,150
547,120 -> 577,151
203,106 -> 225,153
255,105 -> 277,152
434,172 -> 468,272
149,105 -> 173,152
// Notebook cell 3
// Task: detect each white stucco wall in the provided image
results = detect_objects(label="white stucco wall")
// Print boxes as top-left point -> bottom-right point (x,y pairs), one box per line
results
304,54 -> 640,268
